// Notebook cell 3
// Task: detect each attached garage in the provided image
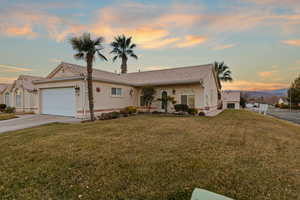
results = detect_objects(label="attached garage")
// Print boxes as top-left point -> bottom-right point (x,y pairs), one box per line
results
41,88 -> 76,117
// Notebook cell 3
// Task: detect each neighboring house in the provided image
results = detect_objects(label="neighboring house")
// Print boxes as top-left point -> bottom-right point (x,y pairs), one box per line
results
33,62 -> 221,119
0,84 -> 11,104
278,98 -> 288,105
1,75 -> 44,112
222,91 -> 240,109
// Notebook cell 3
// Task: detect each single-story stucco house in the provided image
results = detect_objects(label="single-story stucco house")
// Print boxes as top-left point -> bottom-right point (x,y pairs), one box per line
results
0,75 -> 44,112
31,62 -> 221,119
222,91 -> 240,109
278,98 -> 288,105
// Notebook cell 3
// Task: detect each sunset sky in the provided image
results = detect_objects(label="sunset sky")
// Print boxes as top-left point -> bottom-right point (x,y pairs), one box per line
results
0,0 -> 300,90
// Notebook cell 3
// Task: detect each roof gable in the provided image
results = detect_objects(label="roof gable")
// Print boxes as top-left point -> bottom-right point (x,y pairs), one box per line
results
0,84 -> 11,94
9,75 -> 45,92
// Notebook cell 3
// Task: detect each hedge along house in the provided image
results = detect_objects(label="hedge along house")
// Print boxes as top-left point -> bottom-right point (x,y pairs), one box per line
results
33,62 -> 221,119
0,75 -> 44,112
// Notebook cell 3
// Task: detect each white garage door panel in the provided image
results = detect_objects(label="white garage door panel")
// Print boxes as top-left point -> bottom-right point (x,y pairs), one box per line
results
42,88 -> 76,116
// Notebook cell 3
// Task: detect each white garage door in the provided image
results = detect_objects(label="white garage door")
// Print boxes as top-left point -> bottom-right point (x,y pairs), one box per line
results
41,88 -> 76,117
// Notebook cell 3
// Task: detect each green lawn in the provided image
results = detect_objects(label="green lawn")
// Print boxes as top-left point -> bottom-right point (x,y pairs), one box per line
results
0,110 -> 299,200
0,113 -> 18,121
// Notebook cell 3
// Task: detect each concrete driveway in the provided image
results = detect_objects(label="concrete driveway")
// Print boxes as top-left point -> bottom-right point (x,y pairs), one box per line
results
0,115 -> 81,134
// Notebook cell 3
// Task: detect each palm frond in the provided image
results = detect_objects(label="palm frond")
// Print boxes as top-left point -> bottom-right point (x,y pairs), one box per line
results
130,53 -> 138,59
112,55 -> 118,62
74,52 -> 85,60
97,50 -> 107,61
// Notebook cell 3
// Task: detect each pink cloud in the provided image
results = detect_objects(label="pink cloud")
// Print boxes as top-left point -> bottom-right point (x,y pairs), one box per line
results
212,44 -> 236,50
258,70 -> 277,78
223,80 -> 289,91
282,40 -> 300,46
175,35 -> 207,48
1,24 -> 37,38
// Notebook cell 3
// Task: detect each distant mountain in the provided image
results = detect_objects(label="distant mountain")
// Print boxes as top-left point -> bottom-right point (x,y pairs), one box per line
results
225,89 -> 288,98
243,89 -> 288,98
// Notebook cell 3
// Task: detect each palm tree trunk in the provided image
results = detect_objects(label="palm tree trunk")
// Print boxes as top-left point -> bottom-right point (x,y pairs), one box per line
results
121,56 -> 127,74
87,56 -> 95,121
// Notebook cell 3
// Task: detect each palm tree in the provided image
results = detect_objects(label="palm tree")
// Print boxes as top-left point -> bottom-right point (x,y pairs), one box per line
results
69,33 -> 107,121
214,61 -> 233,82
110,35 -> 138,74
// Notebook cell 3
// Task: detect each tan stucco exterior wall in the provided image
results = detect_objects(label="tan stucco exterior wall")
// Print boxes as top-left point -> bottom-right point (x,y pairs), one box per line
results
224,101 -> 240,109
35,80 -> 84,118
35,80 -> 138,119
136,84 -> 205,112
202,71 -> 219,111
79,81 -> 138,118
1,87 -> 37,112
35,80 -> 218,119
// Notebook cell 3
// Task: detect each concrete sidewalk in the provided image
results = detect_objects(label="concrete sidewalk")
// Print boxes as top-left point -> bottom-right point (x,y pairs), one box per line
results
0,115 -> 81,134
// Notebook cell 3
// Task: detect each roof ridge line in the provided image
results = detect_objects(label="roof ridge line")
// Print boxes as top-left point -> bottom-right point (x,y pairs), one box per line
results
122,64 -> 212,75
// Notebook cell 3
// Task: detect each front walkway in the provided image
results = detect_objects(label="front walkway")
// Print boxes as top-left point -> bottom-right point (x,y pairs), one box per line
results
0,115 -> 81,134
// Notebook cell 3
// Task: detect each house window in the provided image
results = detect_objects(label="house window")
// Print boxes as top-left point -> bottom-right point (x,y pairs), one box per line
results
111,88 -> 122,97
227,103 -> 235,109
181,95 -> 195,108
140,96 -> 146,106
5,92 -> 10,106
16,90 -> 21,107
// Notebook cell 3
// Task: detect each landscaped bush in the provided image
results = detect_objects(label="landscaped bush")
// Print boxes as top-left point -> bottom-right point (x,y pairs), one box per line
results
0,104 -> 6,112
279,103 -> 289,109
152,111 -> 163,114
120,109 -> 129,117
99,112 -> 112,120
111,111 -> 120,119
188,108 -> 198,115
198,111 -> 205,116
124,106 -> 137,114
174,104 -> 189,112
4,106 -> 15,113
275,103 -> 280,108
98,112 -> 121,120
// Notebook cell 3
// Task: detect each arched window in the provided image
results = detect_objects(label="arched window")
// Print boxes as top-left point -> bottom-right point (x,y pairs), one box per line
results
4,92 -> 10,106
15,89 -> 21,107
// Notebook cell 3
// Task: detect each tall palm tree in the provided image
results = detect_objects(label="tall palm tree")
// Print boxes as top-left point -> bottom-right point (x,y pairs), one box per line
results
70,33 -> 107,121
110,35 -> 138,74
214,61 -> 233,82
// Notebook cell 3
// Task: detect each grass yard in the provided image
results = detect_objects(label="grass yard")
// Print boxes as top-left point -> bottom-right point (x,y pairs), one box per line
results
0,110 -> 299,200
0,113 -> 18,121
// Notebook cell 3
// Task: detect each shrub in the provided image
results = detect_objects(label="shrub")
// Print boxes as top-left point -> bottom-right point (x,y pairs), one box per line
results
279,103 -> 289,109
188,108 -> 198,115
152,111 -> 163,114
120,108 -> 129,115
123,106 -> 137,114
4,106 -> 15,113
198,111 -> 205,116
99,112 -> 113,120
111,111 -> 120,119
174,104 -> 189,112
0,104 -> 6,112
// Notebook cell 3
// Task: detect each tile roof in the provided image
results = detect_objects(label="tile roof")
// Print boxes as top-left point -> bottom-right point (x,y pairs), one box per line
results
9,75 -> 45,91
40,62 -> 215,87
0,84 -> 10,93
